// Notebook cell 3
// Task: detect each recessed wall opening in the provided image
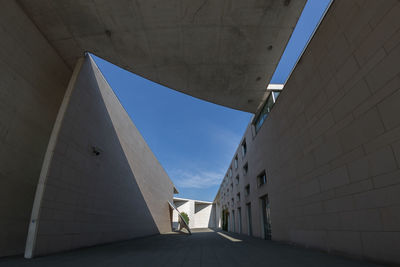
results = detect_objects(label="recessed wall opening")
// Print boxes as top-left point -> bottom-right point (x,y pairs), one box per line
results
257,171 -> 267,188
260,195 -> 272,240
246,203 -> 252,236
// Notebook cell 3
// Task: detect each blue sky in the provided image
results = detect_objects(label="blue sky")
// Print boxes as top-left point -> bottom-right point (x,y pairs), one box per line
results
93,0 -> 330,202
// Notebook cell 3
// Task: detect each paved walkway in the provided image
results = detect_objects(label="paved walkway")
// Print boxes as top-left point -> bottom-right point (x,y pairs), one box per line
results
0,229 -> 381,267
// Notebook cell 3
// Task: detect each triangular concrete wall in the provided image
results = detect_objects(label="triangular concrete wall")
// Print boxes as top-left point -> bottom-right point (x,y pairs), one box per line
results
25,55 -> 174,257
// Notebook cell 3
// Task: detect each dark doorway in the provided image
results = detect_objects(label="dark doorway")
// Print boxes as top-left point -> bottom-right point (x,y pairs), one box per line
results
222,208 -> 229,231
238,207 -> 242,234
246,203 -> 252,236
260,195 -> 272,240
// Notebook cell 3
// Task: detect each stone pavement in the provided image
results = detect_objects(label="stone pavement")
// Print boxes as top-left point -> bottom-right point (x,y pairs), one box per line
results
0,229 -> 382,267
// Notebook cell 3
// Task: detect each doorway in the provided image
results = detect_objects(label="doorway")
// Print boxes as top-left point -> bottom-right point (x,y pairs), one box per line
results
222,209 -> 229,231
246,203 -> 252,236
238,208 -> 242,234
232,210 -> 235,232
260,195 -> 271,240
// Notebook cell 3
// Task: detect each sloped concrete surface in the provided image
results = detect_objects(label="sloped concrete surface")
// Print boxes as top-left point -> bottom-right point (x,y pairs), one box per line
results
17,0 -> 306,112
0,229 -> 380,266
25,55 -> 174,257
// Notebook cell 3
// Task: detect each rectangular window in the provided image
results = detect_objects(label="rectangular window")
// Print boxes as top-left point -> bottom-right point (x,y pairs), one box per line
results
229,168 -> 232,178
237,192 -> 240,202
243,162 -> 248,176
254,90 -> 281,133
234,156 -> 238,169
241,140 -> 247,157
245,184 -> 250,196
235,175 -> 239,185
257,171 -> 267,187
230,183 -> 233,191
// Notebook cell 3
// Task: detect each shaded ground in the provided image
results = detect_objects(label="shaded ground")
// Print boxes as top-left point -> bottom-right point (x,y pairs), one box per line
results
0,229 -> 381,267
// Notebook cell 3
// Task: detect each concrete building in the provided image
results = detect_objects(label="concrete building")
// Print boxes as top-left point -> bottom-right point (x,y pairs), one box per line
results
172,198 -> 215,230
214,0 -> 400,264
0,0 -> 399,265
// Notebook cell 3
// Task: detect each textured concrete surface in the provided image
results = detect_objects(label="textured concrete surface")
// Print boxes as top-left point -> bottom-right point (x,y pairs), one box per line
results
216,0 -> 400,264
0,0 -> 71,257
90,55 -> 176,235
17,0 -> 306,112
25,55 -> 175,257
173,198 -> 215,229
0,229 -> 380,267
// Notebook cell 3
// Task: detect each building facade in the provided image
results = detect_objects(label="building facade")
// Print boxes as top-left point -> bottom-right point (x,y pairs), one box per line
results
172,198 -> 216,230
214,0 -> 400,264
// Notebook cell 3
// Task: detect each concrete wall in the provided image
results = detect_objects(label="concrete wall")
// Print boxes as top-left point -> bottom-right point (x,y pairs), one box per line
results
194,204 -> 214,228
25,55 -> 175,257
0,0 -> 71,257
173,199 -> 194,229
173,198 -> 214,229
216,0 -> 400,264
96,53 -> 177,234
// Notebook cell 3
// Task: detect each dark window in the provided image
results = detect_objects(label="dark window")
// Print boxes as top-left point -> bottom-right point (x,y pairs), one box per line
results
254,91 -> 280,132
237,192 -> 240,202
258,171 -> 267,187
235,175 -> 239,185
234,156 -> 238,169
241,140 -> 247,157
243,162 -> 248,176
245,184 -> 250,196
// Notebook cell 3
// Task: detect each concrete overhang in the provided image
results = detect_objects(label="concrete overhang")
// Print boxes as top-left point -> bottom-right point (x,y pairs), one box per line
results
18,0 -> 306,113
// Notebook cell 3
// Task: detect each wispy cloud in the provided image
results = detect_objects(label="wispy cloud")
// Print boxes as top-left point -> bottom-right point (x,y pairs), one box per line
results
171,169 -> 224,189
205,123 -> 243,151
169,124 -> 245,190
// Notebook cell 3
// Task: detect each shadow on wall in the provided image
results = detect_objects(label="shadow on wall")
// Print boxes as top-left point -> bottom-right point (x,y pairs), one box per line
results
174,201 -> 186,209
208,204 -> 216,228
195,203 -> 210,213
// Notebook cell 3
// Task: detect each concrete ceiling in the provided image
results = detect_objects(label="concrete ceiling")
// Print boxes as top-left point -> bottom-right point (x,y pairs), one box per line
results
18,0 -> 306,113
